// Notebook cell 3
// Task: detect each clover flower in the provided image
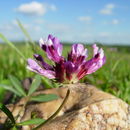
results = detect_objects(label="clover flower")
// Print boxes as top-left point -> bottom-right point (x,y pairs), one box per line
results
27,34 -> 106,83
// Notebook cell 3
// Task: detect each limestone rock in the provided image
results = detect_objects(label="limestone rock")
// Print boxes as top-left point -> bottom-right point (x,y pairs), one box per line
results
0,83 -> 130,130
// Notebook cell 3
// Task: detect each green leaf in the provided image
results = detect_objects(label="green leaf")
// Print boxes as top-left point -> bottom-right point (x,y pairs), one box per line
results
0,86 -> 6,102
31,94 -> 59,102
41,77 -> 53,88
0,80 -> 12,101
17,118 -> 45,126
0,33 -> 26,60
9,75 -> 26,97
0,84 -> 21,96
0,79 -> 11,85
11,126 -> 18,130
28,75 -> 41,96
0,103 -> 15,125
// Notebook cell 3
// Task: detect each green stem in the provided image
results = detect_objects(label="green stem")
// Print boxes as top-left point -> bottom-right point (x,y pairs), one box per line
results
0,103 -> 15,125
33,89 -> 70,130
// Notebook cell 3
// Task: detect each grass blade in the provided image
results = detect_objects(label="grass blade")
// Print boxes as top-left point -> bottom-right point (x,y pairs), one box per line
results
9,75 -> 26,97
0,33 -> 26,61
31,94 -> 59,102
16,19 -> 36,52
112,57 -> 122,73
28,75 -> 41,96
17,118 -> 45,126
0,103 -> 15,125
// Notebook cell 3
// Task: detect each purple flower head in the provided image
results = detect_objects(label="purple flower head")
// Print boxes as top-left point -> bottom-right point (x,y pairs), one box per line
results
27,35 -> 106,83
68,44 -> 87,65
39,34 -> 63,63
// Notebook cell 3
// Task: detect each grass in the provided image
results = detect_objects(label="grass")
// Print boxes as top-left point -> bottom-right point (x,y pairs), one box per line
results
0,42 -> 130,104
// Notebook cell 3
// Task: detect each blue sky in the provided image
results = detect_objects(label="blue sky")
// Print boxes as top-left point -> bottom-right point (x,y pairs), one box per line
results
0,0 -> 130,44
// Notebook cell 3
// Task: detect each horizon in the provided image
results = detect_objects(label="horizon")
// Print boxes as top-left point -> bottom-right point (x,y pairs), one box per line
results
1,40 -> 130,46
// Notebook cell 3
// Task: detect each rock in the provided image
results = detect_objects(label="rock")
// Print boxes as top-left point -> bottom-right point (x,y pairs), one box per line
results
0,83 -> 130,130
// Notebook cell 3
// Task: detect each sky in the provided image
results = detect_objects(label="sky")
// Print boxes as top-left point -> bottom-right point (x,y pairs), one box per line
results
0,0 -> 130,44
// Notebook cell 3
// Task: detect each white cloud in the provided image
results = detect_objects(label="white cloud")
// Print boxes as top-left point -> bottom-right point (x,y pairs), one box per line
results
34,26 -> 41,31
46,23 -> 71,33
100,3 -> 115,15
49,4 -> 57,11
15,1 -> 56,16
78,16 -> 92,23
111,19 -> 119,24
99,32 -> 110,37
0,24 -> 13,31
106,4 -> 115,9
34,19 -> 45,24
103,19 -> 119,25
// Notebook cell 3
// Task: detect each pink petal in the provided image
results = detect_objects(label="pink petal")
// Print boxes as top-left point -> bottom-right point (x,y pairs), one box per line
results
92,44 -> 99,56
27,59 -> 55,79
72,44 -> 87,57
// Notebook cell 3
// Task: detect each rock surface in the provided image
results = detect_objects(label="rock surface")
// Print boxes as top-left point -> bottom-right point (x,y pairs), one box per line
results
0,83 -> 130,130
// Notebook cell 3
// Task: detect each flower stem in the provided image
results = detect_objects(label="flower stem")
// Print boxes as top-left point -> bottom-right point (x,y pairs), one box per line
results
33,89 -> 70,130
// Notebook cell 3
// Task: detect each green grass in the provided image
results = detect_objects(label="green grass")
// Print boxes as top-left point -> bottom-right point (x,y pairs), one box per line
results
0,43 -> 130,104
